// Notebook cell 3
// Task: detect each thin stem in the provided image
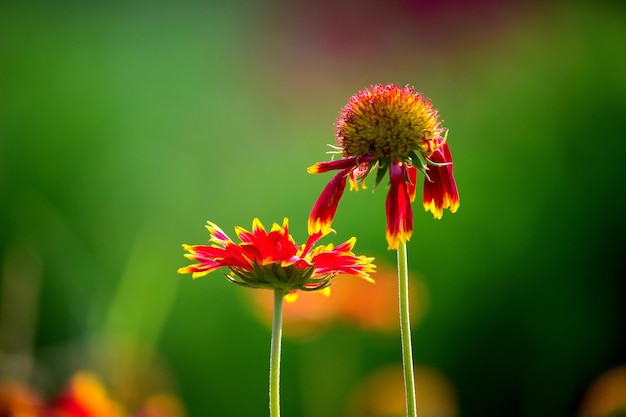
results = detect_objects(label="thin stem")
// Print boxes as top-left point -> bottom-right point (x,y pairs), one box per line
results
270,288 -> 284,417
397,242 -> 417,417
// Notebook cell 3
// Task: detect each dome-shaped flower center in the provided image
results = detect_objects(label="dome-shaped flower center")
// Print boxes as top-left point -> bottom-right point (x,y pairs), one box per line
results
336,84 -> 443,161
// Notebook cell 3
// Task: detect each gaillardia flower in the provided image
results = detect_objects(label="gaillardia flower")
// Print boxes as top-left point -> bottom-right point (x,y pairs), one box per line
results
308,84 -> 460,249
178,218 -> 375,296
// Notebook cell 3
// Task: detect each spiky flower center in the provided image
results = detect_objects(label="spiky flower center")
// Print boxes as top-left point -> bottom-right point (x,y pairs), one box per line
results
336,84 -> 443,161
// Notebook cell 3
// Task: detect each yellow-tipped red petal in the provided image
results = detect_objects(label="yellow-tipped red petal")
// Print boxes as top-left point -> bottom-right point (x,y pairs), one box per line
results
179,218 -> 375,296
423,142 -> 460,219
252,217 -> 265,234
308,169 -> 350,235
307,163 -> 323,174
307,157 -> 362,175
386,163 -> 413,250
407,165 -> 417,203
206,221 -> 231,245
191,270 -> 212,279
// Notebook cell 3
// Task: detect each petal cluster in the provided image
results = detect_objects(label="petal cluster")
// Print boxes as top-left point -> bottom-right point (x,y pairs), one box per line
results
178,218 -> 375,294
308,84 -> 460,249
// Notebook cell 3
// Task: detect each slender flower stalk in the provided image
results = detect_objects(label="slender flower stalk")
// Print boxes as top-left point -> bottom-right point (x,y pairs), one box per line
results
397,242 -> 417,417
270,288 -> 284,417
178,218 -> 375,417
307,84 -> 460,417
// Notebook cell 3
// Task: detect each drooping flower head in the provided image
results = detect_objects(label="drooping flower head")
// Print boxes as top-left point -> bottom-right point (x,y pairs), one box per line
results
178,218 -> 375,298
308,84 -> 460,249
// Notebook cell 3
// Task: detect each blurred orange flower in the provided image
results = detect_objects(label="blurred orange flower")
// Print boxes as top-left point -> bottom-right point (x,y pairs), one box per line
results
134,394 -> 185,417
0,379 -> 43,417
38,370 -> 186,417
250,263 -> 427,338
47,372 -> 126,417
346,364 -> 458,417
579,365 -> 626,417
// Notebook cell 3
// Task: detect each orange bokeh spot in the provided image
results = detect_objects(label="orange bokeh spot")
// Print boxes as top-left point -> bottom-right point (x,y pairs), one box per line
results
135,394 -> 186,417
48,371 -> 126,417
579,365 -> 626,417
0,379 -> 43,417
250,263 -> 428,338
346,363 -> 458,417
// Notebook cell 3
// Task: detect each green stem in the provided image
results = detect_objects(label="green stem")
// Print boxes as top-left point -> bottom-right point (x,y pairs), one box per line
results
270,288 -> 284,417
397,242 -> 417,417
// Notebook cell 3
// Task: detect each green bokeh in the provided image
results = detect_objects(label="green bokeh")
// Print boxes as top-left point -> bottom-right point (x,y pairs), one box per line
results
2,1 -> 625,416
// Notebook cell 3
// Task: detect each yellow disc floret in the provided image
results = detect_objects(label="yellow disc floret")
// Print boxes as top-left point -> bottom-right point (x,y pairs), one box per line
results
336,84 -> 444,161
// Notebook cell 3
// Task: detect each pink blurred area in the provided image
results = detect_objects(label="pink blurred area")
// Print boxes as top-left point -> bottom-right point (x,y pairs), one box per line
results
249,0 -> 533,92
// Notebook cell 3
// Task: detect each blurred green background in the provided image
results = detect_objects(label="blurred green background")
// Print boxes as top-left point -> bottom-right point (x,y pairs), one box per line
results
2,0 -> 626,416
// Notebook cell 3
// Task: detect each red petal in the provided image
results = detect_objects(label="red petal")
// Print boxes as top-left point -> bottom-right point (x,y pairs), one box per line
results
423,142 -> 459,218
308,167 -> 351,235
407,165 -> 417,203
307,157 -> 358,174
385,163 -> 413,250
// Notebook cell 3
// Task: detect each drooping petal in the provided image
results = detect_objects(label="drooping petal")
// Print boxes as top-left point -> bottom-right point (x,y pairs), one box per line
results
423,142 -> 460,219
406,165 -> 417,203
308,167 -> 352,235
307,157 -> 360,174
386,163 -> 413,250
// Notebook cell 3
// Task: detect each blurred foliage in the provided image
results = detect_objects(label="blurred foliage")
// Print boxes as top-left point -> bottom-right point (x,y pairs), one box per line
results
1,1 -> 626,416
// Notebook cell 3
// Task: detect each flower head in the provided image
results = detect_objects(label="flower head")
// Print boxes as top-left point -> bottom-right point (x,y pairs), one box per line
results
178,218 -> 375,296
308,84 -> 460,249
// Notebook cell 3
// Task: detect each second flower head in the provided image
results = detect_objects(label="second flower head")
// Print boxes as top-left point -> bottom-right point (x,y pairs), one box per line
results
308,84 -> 460,249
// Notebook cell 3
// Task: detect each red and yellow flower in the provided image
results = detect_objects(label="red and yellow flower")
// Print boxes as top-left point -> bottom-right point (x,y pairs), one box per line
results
308,84 -> 460,249
178,218 -> 375,297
